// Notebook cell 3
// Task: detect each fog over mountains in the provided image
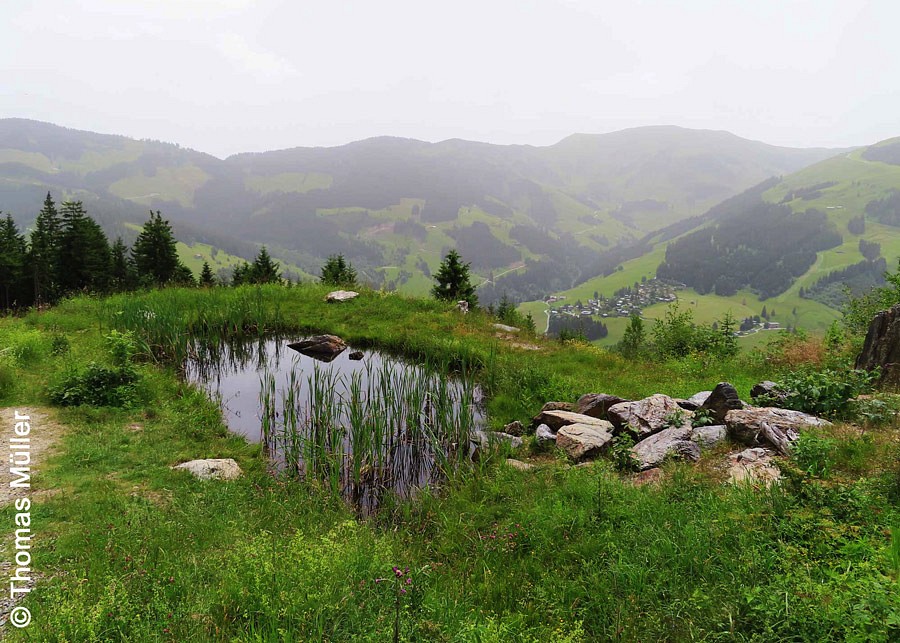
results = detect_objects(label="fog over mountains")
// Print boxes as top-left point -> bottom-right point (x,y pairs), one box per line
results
0,119 -> 847,300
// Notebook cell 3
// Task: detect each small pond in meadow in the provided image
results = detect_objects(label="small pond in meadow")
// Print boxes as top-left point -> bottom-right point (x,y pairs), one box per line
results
185,336 -> 483,510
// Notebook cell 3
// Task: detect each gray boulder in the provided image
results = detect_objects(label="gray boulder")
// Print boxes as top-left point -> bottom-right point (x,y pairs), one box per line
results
750,381 -> 782,403
630,426 -> 700,470
535,424 -> 556,444
607,394 -> 687,439
574,393 -> 629,420
691,424 -> 728,448
725,407 -> 831,455
173,458 -> 243,481
532,409 -> 612,433
326,290 -> 359,303
288,335 -> 347,362
556,423 -> 614,461
677,391 -> 711,411
492,323 -> 520,333
539,401 -> 573,413
699,382 -> 744,423
506,458 -> 534,471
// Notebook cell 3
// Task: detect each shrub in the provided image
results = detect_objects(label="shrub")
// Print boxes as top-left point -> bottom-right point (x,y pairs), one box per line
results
610,434 -> 640,472
761,368 -> 877,419
48,362 -> 139,407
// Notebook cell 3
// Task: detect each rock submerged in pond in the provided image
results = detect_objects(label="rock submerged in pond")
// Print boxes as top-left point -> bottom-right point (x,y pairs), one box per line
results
630,426 -> 700,470
326,290 -> 359,302
173,458 -> 242,481
574,393 -> 629,420
556,423 -> 614,461
348,351 -> 364,360
725,407 -> 831,455
287,334 -> 348,362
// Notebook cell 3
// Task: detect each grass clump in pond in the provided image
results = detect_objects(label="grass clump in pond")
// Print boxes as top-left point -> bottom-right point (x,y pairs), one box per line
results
262,358 -> 477,508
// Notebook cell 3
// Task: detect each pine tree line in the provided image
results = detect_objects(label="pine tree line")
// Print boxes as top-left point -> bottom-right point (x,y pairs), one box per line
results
0,193 -> 283,311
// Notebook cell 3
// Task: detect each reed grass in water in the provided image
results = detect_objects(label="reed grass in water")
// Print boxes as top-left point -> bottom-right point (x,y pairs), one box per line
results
260,359 -> 477,509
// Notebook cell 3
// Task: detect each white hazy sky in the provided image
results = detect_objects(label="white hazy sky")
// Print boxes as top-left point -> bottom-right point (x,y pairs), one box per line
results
2,0 -> 899,158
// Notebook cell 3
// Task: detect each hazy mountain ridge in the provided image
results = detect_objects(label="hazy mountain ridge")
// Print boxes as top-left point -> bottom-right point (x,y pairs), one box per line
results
519,141 -> 900,345
0,119 -> 841,293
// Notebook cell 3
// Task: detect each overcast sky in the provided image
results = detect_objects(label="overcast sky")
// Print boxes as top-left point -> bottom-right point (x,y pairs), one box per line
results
2,0 -> 899,158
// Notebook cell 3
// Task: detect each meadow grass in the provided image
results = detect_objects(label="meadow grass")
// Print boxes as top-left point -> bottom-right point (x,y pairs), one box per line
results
1,283 -> 899,641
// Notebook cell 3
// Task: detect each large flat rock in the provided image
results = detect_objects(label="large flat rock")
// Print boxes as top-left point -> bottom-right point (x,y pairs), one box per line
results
556,423 -> 614,461
532,409 -> 613,433
607,394 -> 686,439
630,426 -> 700,470
725,407 -> 831,455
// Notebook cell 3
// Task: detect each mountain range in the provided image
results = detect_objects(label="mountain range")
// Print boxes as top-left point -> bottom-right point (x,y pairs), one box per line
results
0,119 -> 841,298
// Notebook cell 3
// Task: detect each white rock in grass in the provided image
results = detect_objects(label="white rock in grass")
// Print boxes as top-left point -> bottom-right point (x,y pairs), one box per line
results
173,458 -> 243,481
326,290 -> 359,302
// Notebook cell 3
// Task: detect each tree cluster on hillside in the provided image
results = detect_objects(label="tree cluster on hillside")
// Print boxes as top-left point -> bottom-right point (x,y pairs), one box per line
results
0,194 -> 198,310
801,257 -> 888,309
657,201 -> 843,299
547,315 -> 608,341
615,305 -> 737,360
864,190 -> 900,226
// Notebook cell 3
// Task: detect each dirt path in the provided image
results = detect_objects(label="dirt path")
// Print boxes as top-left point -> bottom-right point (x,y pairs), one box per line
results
0,407 -> 66,633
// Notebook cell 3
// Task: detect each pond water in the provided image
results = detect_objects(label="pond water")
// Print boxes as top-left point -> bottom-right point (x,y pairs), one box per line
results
185,336 -> 482,510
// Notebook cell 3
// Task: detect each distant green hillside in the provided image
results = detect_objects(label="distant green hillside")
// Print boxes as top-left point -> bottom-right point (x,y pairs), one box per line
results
0,119 -> 840,299
523,139 -> 900,346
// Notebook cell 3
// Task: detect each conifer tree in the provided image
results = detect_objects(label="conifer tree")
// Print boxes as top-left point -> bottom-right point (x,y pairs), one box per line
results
200,261 -> 216,287
250,247 -> 281,284
132,211 -> 182,285
56,201 -> 110,294
109,237 -> 136,291
231,262 -> 252,286
320,254 -> 357,287
432,249 -> 477,308
0,214 -> 28,309
29,192 -> 61,305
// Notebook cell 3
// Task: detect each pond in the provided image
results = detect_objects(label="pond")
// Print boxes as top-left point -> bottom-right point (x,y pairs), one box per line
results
185,336 -> 483,510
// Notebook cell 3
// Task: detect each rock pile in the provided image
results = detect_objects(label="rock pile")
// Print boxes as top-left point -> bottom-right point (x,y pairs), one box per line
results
480,381 -> 831,476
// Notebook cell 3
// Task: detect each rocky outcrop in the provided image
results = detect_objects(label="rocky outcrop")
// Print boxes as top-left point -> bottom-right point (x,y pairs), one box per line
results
574,393 -> 629,420
173,458 -> 243,481
607,394 -> 686,439
288,335 -> 348,362
556,423 -> 614,461
690,424 -> 727,448
725,407 -> 831,455
532,410 -> 612,433
630,426 -> 700,470
699,382 -> 744,423
855,303 -> 900,385
326,290 -> 359,303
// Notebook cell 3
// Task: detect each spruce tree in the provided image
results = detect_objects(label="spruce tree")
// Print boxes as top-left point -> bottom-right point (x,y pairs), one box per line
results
29,192 -> 61,305
431,250 -> 477,308
250,247 -> 281,284
56,201 -> 110,294
132,211 -> 182,285
231,262 -> 252,286
0,214 -> 28,309
200,261 -> 215,287
109,237 -> 136,291
320,254 -> 357,287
